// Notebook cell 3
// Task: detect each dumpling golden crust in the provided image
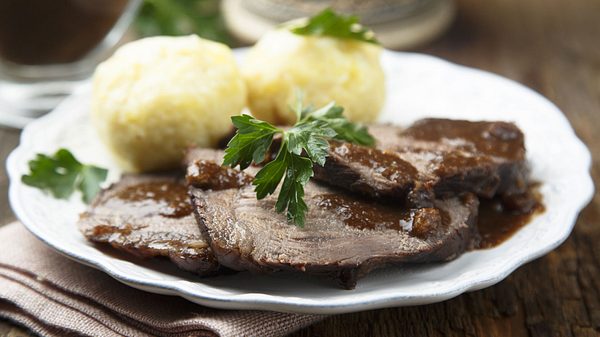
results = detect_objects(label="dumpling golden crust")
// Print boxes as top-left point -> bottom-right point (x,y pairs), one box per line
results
92,35 -> 246,172
242,29 -> 385,125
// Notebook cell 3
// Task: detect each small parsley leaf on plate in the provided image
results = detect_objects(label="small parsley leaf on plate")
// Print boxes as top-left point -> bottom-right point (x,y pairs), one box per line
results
303,102 -> 375,146
21,148 -> 108,204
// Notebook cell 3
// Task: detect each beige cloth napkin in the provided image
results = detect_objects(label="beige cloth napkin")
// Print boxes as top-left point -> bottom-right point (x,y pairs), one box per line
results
0,222 -> 325,337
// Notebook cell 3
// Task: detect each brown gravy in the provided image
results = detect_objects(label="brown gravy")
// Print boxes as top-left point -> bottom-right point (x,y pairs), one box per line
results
318,184 -> 544,248
114,181 -> 193,218
476,186 -> 544,249
317,193 -> 414,231
402,119 -> 525,161
186,161 -> 253,191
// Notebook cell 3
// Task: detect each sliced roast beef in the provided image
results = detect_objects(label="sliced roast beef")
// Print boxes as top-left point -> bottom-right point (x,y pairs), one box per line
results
79,174 -> 220,275
314,119 -> 528,207
187,158 -> 479,289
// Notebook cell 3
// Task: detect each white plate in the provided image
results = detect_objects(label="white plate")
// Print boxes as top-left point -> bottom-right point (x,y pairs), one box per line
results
7,50 -> 594,314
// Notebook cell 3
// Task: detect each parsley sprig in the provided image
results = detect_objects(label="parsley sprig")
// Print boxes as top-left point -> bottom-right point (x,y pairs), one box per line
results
22,149 -> 108,204
289,8 -> 379,45
223,101 -> 374,227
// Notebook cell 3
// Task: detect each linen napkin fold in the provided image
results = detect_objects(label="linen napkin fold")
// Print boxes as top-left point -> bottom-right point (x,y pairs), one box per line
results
0,222 -> 325,337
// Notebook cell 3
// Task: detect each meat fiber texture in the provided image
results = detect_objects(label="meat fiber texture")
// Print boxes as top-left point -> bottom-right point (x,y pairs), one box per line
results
79,174 -> 220,275
314,119 -> 528,207
186,151 -> 479,289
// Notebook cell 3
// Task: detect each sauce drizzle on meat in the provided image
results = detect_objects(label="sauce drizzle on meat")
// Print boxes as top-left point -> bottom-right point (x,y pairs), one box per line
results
401,119 -> 525,161
316,193 -> 414,231
114,181 -> 193,218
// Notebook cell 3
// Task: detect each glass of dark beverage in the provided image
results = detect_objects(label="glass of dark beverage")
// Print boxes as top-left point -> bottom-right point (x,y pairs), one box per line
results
0,0 -> 141,128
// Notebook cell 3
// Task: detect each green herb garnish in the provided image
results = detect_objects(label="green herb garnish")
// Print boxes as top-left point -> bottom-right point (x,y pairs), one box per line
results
21,149 -> 108,204
223,101 -> 374,227
289,8 -> 379,44
135,0 -> 231,44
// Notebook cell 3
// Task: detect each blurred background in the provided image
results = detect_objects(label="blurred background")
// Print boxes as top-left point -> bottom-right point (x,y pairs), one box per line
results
133,0 -> 455,49
134,0 -> 231,45
0,0 -> 455,128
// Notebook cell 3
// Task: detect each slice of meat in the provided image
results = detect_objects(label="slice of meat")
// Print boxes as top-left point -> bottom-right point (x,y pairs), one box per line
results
188,159 -> 479,289
378,119 -> 528,197
314,119 -> 528,207
315,141 -> 419,201
79,174 -> 220,275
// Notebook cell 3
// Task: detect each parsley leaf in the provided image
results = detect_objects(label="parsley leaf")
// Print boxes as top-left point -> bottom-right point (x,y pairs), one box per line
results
78,165 -> 110,203
303,102 -> 375,146
253,149 -> 288,199
275,152 -> 313,226
21,149 -> 108,203
286,119 -> 336,166
223,115 -> 281,169
223,99 -> 374,227
290,8 -> 379,45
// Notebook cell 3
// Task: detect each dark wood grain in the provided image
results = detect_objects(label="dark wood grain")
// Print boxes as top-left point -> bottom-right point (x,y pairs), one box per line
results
0,0 -> 598,336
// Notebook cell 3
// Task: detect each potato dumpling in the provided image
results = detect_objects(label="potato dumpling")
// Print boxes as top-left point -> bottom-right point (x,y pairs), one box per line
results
92,35 -> 246,172
242,29 -> 385,125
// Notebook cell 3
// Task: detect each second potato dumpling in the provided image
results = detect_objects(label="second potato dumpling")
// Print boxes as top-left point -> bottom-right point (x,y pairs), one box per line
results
242,29 -> 385,125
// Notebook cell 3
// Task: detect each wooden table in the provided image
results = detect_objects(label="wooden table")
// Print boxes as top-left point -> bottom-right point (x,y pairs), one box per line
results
1,0 -> 598,336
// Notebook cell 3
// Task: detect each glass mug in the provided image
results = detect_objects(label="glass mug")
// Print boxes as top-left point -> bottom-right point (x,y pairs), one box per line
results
0,0 -> 141,128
